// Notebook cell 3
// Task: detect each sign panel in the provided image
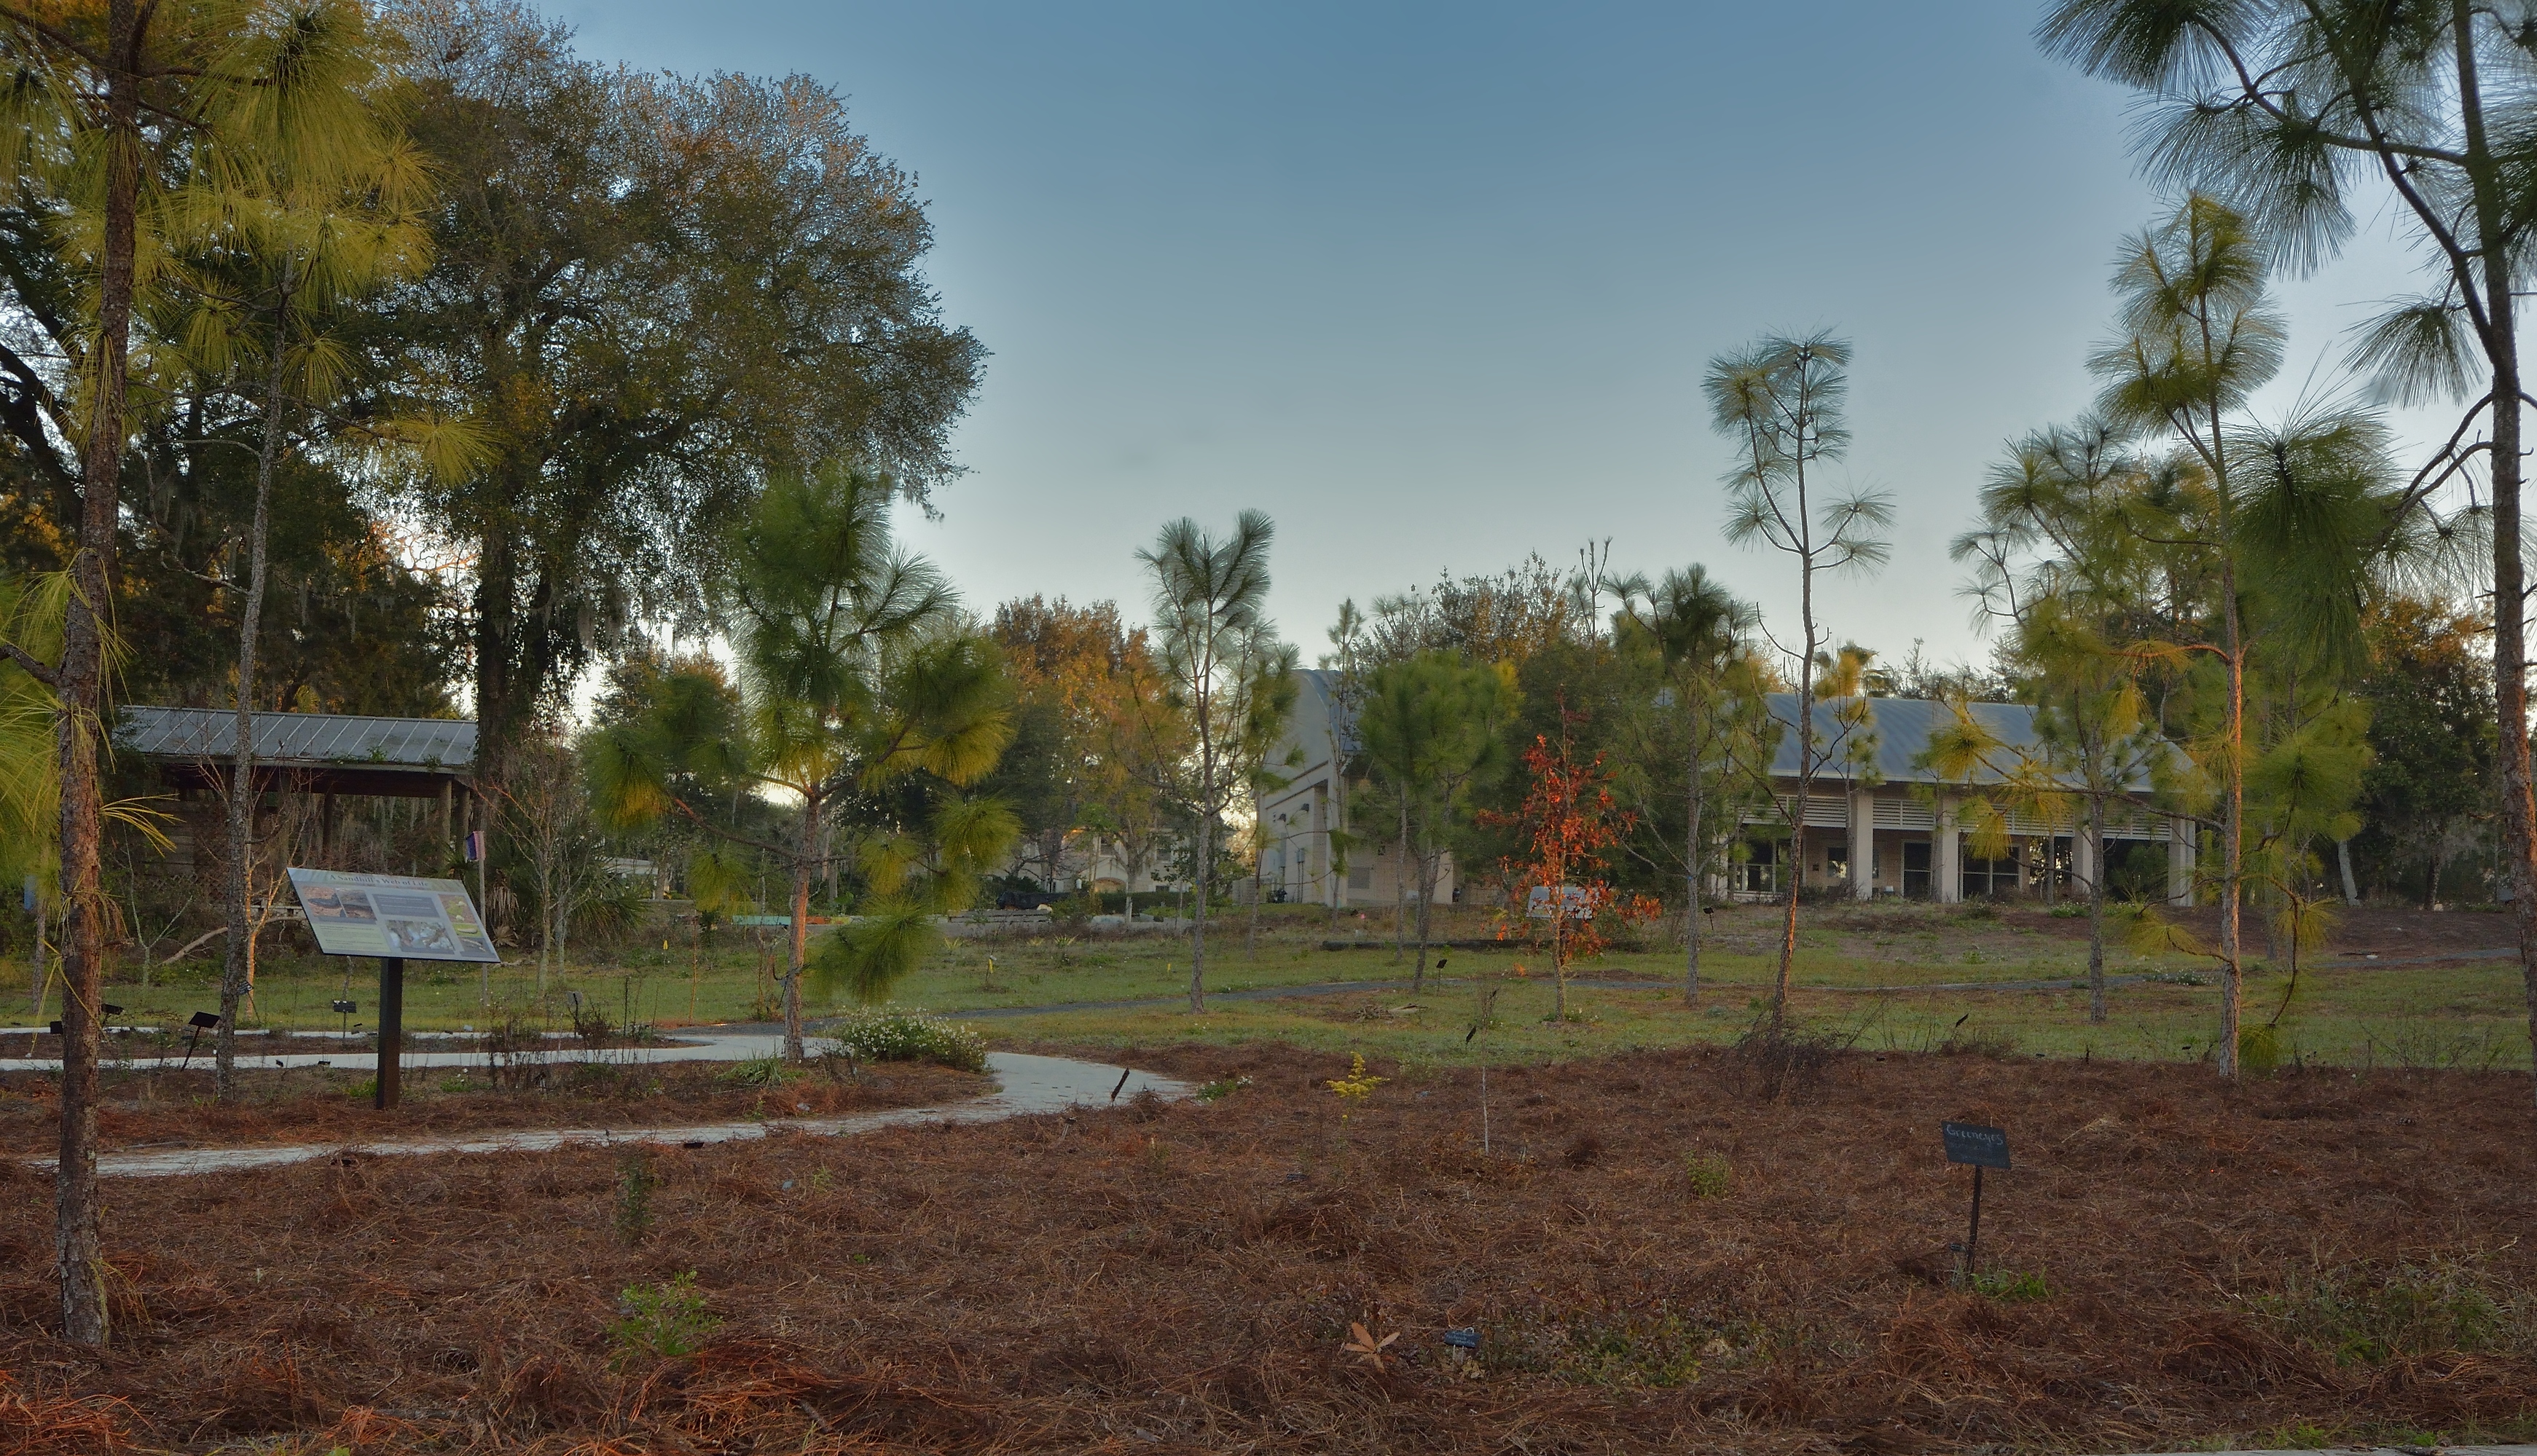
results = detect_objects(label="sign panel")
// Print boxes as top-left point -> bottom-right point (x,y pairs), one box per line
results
286,867 -> 500,963
1941,1120 -> 2010,1170
1524,884 -> 1598,920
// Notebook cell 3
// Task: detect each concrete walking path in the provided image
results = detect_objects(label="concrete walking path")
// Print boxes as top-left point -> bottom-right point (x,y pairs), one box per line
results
17,1051 -> 1187,1180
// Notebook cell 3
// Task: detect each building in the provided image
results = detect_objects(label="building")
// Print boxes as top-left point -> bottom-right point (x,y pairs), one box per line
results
1738,693 -> 2191,905
1253,669 -> 1456,908
114,707 -> 481,881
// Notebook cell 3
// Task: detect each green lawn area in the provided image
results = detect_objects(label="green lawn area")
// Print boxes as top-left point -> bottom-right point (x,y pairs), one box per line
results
18,900 -> 2530,1074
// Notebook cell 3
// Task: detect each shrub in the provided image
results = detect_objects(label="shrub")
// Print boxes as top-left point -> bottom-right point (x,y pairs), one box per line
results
1682,1152 -> 1731,1198
2238,1023 -> 2303,1075
1722,1012 -> 1852,1100
716,1055 -> 796,1088
616,1152 -> 656,1243
815,1007 -> 987,1073
611,1271 -> 718,1361
1971,1268 -> 2050,1302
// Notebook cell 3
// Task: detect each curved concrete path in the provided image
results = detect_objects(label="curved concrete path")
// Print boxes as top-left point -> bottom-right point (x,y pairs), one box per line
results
21,1051 -> 1187,1180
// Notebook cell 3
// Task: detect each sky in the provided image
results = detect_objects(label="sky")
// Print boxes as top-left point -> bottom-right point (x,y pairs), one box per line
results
562,0 -> 2455,677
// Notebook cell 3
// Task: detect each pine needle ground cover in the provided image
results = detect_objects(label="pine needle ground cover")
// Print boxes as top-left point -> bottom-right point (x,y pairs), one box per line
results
2,1044 -> 2531,1453
0,1059 -> 987,1155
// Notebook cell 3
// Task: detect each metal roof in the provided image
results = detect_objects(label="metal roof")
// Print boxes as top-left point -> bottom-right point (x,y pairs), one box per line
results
1763,693 -> 2157,791
115,707 -> 475,774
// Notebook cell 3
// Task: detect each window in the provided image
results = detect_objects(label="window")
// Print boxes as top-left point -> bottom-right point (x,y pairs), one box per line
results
1902,840 -> 1931,898
1737,839 -> 1783,895
1348,867 -> 1373,891
1962,852 -> 2020,898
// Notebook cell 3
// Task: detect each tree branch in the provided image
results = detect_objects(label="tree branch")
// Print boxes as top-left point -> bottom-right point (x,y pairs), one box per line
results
0,634 -> 58,686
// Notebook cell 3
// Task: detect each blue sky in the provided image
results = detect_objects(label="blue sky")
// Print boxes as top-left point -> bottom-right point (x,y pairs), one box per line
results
564,1 -> 2449,674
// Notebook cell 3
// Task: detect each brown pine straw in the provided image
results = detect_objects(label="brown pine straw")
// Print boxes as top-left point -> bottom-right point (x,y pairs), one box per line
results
0,1059 -> 988,1155
1,1042 -> 2533,1453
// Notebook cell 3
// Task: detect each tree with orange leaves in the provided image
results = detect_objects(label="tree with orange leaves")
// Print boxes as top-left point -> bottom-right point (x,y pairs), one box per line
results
1485,704 -> 1634,1023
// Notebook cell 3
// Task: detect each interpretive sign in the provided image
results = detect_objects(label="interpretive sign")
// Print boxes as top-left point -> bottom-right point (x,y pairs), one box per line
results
1524,884 -> 1596,920
1941,1121 -> 2010,1170
287,867 -> 498,964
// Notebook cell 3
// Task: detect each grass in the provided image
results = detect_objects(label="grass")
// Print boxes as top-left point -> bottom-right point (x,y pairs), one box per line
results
12,902 -> 2530,1074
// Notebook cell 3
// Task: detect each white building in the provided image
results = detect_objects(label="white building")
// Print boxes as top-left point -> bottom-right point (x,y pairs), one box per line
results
1254,670 -> 1458,908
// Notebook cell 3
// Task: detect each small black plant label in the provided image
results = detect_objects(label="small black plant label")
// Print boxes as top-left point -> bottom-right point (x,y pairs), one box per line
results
1941,1121 -> 2009,1169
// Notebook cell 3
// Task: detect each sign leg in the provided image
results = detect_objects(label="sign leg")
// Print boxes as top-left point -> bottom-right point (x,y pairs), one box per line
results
1964,1163 -> 1985,1284
376,956 -> 404,1111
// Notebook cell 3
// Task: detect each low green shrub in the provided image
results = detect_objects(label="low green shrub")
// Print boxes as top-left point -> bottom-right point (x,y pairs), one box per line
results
816,1007 -> 987,1073
616,1152 -> 656,1243
716,1055 -> 795,1088
611,1271 -> 718,1361
1969,1267 -> 2050,1302
1682,1152 -> 1731,1198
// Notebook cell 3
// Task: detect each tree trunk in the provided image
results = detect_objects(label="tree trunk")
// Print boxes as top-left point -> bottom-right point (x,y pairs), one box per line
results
2086,795 -> 2108,1025
1188,806 -> 1209,1012
2426,0 -> 2537,1111
1685,748 -> 1704,1004
2216,582 -> 2245,1078
783,803 -> 815,1061
55,0 -> 141,1347
2336,838 -> 2358,906
1413,834 -> 1435,993
1246,844 -> 1260,959
1778,572 -> 1817,1020
1392,796 -> 1408,966
218,299 -> 294,1098
1552,900 -> 1568,1023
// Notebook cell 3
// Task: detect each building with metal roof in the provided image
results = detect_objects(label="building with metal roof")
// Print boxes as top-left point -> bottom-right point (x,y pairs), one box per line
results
1741,693 -> 2186,905
115,707 -> 475,799
1255,677 -> 2192,911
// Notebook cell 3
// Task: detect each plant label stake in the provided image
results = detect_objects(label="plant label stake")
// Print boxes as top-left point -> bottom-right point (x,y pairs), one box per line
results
283,867 -> 500,1111
1941,1120 -> 2009,1286
179,1010 -> 221,1070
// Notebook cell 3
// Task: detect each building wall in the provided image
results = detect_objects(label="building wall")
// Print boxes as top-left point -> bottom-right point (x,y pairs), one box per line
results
1256,670 -> 1459,908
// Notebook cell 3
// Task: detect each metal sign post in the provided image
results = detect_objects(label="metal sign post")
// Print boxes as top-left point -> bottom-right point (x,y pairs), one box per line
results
284,867 -> 499,1111
1940,1120 -> 2010,1286
179,1010 -> 221,1071
375,957 -> 405,1109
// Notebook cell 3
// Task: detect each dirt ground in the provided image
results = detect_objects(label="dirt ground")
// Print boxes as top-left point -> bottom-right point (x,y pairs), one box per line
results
0,1058 -> 987,1154
3,1042 -> 2533,1454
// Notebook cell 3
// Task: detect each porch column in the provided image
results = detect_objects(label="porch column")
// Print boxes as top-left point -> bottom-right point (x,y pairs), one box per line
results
2167,816 -> 2197,907
1848,786 -> 1874,901
2071,821 -> 2096,895
1934,793 -> 1963,905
